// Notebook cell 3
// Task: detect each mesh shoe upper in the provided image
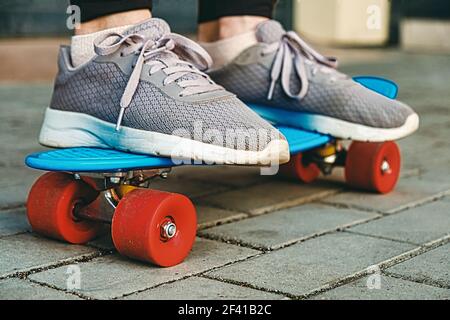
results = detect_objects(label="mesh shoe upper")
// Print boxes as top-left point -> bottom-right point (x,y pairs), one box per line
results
50,19 -> 283,152
209,20 -> 416,129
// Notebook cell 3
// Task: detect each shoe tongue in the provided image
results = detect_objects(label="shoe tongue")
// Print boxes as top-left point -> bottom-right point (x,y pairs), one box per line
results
123,18 -> 207,85
123,18 -> 171,41
255,20 -> 286,44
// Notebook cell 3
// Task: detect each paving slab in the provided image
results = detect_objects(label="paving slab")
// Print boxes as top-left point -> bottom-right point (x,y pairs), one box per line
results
411,110 -> 450,139
173,165 -> 271,188
0,208 -> 30,237
145,176 -> 229,199
322,174 -> 450,214
0,90 -> 44,208
122,276 -> 284,300
313,275 -> 449,300
200,203 -> 378,250
87,234 -> 116,251
416,169 -> 450,191
199,180 -> 340,215
196,205 -> 248,230
398,112 -> 450,171
29,238 -> 259,299
0,168 -> 42,210
0,233 -> 99,278
400,141 -> 450,174
386,243 -> 450,288
0,85 -> 47,169
206,232 -> 414,297
0,278 -> 81,300
348,198 -> 450,244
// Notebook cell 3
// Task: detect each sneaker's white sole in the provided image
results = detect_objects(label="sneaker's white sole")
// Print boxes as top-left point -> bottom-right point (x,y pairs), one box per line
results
249,104 -> 420,142
298,112 -> 420,141
39,108 -> 290,166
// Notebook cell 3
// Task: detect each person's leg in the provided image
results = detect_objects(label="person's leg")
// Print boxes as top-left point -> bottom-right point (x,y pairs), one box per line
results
198,0 -> 275,41
73,0 -> 152,33
197,0 -> 276,69
70,0 -> 152,66
75,10 -> 151,35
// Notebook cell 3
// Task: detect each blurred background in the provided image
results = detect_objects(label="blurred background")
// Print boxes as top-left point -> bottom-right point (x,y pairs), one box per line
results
0,0 -> 449,82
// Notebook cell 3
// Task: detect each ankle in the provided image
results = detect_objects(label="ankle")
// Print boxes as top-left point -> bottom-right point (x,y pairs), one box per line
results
199,31 -> 258,70
198,16 -> 268,42
75,9 -> 151,35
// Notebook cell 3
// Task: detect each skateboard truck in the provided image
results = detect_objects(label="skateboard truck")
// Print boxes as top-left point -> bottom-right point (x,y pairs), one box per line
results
71,168 -> 173,223
74,184 -> 178,242
74,167 -> 171,187
299,141 -> 347,175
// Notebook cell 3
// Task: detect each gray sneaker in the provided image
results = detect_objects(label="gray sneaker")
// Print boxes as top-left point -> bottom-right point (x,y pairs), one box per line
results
40,18 -> 289,165
209,20 -> 419,142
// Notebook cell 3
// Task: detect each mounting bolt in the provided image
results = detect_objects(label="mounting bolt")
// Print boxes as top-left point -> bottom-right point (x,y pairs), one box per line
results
161,221 -> 177,239
160,172 -> 169,179
110,176 -> 121,184
381,160 -> 391,174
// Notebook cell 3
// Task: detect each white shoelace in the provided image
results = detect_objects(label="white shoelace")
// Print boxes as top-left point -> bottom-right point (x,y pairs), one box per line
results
263,31 -> 340,101
94,32 -> 223,130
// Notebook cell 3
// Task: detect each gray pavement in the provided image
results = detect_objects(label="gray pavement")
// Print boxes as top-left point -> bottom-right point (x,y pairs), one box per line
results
0,49 -> 449,299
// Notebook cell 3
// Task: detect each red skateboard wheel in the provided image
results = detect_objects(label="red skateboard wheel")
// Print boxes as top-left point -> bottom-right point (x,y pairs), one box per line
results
345,141 -> 401,194
279,153 -> 320,183
111,189 -> 197,267
27,172 -> 102,243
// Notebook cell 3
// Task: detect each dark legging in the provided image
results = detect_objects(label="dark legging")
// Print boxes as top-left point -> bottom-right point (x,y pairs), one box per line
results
71,0 -> 277,23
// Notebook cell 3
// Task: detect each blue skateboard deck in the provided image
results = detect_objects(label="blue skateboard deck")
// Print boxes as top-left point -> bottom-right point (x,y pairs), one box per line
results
25,126 -> 330,173
353,76 -> 398,99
